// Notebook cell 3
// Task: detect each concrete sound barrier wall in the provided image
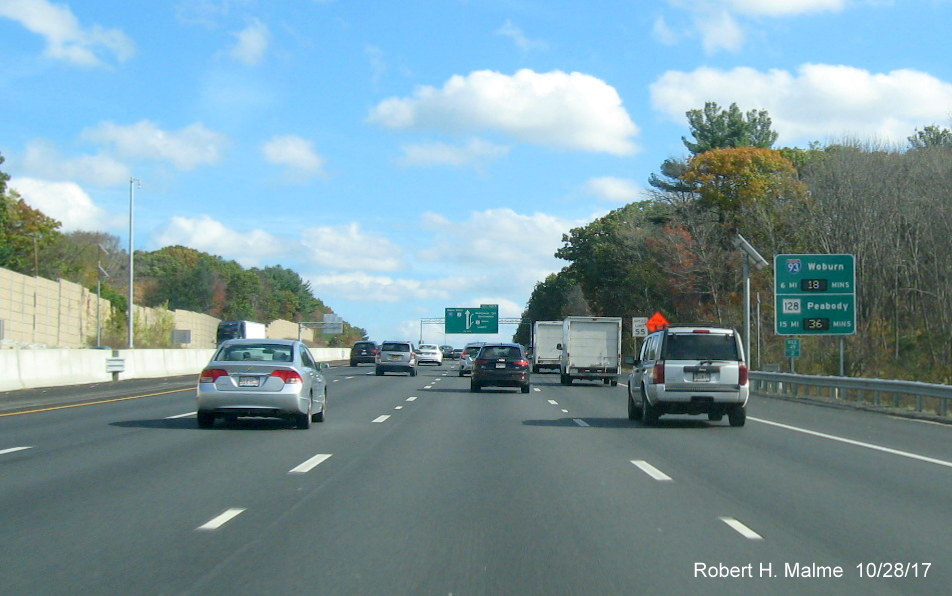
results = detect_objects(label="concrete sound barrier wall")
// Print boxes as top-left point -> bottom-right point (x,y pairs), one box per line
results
0,347 -> 351,392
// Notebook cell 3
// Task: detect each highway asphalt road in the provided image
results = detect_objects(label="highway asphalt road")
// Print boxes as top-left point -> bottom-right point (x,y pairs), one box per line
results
1,364 -> 949,595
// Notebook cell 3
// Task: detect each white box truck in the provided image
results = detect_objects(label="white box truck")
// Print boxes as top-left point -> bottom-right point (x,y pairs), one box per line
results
558,316 -> 622,386
531,321 -> 563,373
216,320 -> 268,344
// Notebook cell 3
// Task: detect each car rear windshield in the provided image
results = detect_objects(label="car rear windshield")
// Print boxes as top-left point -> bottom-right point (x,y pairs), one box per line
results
662,334 -> 738,361
218,344 -> 294,362
381,342 -> 410,352
479,346 -> 522,359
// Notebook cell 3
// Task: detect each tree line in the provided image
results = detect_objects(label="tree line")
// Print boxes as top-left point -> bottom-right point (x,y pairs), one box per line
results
514,103 -> 952,383
0,155 -> 367,348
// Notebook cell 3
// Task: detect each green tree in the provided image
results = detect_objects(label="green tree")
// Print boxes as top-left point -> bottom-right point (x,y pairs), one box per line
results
682,101 -> 779,155
907,124 -> 952,149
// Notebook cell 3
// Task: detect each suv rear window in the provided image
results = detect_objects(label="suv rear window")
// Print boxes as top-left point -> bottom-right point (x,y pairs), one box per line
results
479,346 -> 522,359
381,342 -> 410,352
662,333 -> 738,361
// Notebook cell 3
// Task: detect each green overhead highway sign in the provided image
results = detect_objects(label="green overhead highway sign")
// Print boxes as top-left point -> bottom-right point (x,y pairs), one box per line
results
775,254 -> 856,336
445,306 -> 499,334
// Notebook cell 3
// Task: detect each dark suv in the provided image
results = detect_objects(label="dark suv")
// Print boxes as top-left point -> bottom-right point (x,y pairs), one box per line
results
470,343 -> 531,393
349,341 -> 379,366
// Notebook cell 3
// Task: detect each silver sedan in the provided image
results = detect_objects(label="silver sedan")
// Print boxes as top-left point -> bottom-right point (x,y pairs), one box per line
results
196,339 -> 328,429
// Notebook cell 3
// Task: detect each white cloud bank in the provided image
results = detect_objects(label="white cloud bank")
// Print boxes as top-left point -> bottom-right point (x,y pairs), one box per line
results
582,177 -> 642,203
10,177 -> 110,231
229,18 -> 269,65
368,69 -> 639,155
153,215 -> 285,267
650,64 -> 952,144
261,135 -> 325,179
0,0 -> 135,67
83,120 -> 228,170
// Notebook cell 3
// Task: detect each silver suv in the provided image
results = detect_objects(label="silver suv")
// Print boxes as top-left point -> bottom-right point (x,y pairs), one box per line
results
627,326 -> 748,426
457,341 -> 485,377
375,340 -> 418,376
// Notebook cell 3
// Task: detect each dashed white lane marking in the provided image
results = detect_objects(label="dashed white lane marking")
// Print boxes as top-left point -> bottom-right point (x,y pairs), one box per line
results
167,411 -> 196,419
372,415 -> 391,423
424,385 -> 433,389
333,379 -> 341,383
197,508 -> 245,531
573,419 -> 590,427
533,387 -> 541,392
345,376 -> 354,380
547,400 -> 559,405
0,446 -> 32,456
719,517 -> 764,540
751,417 -> 952,469
631,460 -> 673,482
395,406 -> 404,410
288,453 -> 332,474
561,409 -> 569,414
407,396 -> 418,402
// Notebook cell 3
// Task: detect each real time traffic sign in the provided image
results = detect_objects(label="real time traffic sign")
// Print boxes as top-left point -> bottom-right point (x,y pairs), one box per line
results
775,254 -> 856,335
445,306 -> 499,334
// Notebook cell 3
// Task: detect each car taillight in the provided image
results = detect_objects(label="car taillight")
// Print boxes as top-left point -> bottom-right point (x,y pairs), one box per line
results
199,368 -> 229,383
652,362 -> 665,384
514,360 -> 529,368
372,349 -> 379,355
738,363 -> 748,385
475,359 -> 490,367
270,369 -> 303,384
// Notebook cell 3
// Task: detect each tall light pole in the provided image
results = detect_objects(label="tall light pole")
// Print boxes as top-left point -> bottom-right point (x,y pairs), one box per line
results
128,177 -> 140,349
733,234 -> 768,366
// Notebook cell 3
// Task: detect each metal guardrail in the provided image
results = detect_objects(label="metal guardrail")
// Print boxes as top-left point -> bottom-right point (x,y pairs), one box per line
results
750,371 -> 951,418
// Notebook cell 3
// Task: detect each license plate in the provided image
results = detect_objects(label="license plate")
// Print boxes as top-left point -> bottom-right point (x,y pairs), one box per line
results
390,355 -> 401,361
238,377 -> 260,387
693,372 -> 711,382
495,362 -> 506,369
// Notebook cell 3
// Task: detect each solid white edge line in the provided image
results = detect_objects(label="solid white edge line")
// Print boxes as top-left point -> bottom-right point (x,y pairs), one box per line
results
166,411 -> 196,419
372,415 -> 391,423
719,517 -> 764,540
0,446 -> 32,456
750,417 -> 952,469
630,460 -> 673,482
289,453 -> 332,474
573,418 -> 590,427
197,508 -> 245,531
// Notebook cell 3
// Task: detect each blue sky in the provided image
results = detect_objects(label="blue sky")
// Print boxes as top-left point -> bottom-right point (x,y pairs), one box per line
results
2,0 -> 952,345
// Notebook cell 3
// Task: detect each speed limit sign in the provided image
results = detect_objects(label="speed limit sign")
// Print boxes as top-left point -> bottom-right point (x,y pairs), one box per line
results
632,317 -> 648,337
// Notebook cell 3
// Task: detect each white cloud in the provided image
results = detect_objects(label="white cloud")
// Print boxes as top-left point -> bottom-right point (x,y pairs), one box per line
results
153,215 -> 284,267
9,177 -> 109,231
261,135 -> 325,179
20,140 -> 129,186
229,18 -> 269,65
652,16 -> 680,46
582,177 -> 642,203
82,120 -> 228,170
368,69 -> 639,155
725,0 -> 845,17
300,223 -> 403,271
650,64 -> 952,144
0,0 -> 134,67
494,20 -> 548,51
308,271 -> 458,303
396,138 -> 510,167
694,6 -> 744,53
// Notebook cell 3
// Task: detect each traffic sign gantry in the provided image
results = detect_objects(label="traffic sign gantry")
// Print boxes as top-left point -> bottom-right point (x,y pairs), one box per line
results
774,254 -> 856,335
445,306 -> 499,334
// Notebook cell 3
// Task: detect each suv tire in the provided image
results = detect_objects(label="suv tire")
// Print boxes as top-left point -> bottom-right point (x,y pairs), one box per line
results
728,405 -> 746,427
642,390 -> 659,426
627,389 -> 642,421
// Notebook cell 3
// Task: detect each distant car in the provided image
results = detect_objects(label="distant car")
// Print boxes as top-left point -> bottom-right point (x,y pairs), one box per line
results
350,341 -> 379,366
457,342 -> 485,377
627,326 -> 748,427
196,339 -> 328,429
376,340 -> 418,376
417,343 -> 444,366
440,345 -> 456,359
470,343 -> 531,393
452,348 -> 463,360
